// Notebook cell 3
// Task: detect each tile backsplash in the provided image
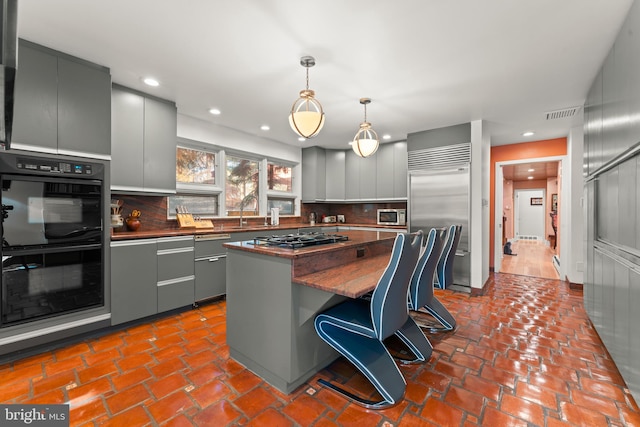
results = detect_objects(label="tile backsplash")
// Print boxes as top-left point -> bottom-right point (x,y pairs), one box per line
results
301,202 -> 407,225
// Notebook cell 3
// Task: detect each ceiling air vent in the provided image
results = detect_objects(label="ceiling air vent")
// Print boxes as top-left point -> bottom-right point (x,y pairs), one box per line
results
545,106 -> 580,120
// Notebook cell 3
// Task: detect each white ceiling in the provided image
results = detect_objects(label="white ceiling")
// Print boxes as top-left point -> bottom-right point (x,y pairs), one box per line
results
16,0 -> 633,150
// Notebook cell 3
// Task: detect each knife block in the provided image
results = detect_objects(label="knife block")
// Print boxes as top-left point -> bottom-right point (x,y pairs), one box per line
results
177,213 -> 196,228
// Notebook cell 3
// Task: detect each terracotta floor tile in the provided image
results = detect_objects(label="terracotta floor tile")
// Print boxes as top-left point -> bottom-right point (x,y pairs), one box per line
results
192,399 -> 242,426
227,369 -> 263,394
100,405 -> 151,427
482,405 -> 529,426
500,393 -> 546,426
110,366 -> 152,391
116,352 -> 154,372
55,342 -> 91,361
32,371 -> 76,397
444,385 -> 485,416
76,360 -> 119,384
527,371 -> 570,395
233,386 -> 278,419
105,383 -> 151,414
560,400 -> 609,426
69,396 -> 108,425
148,390 -> 195,424
82,347 -> 121,367
282,394 -> 327,426
419,398 -> 465,426
515,381 -> 558,409
186,362 -> 225,387
480,365 -> 517,390
148,372 -> 189,400
21,388 -> 65,404
162,414 -> 195,427
570,389 -> 622,419
245,407 -> 294,427
415,369 -> 452,393
190,379 -> 231,408
0,378 -> 30,401
44,355 -> 84,377
149,357 -> 186,379
67,377 -> 113,404
335,404 -> 383,427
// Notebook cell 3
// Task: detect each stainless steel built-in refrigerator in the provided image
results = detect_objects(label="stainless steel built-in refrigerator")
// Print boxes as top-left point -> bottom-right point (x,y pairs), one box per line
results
408,166 -> 471,289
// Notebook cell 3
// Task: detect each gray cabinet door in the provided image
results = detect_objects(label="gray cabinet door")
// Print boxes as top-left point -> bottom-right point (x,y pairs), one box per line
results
376,143 -> 394,199
12,41 -> 58,150
111,240 -> 157,325
359,154 -> 377,199
143,97 -> 177,193
301,146 -> 326,202
325,149 -> 345,200
393,141 -> 408,197
111,88 -> 144,189
57,57 -> 111,156
345,150 -> 360,199
195,255 -> 227,300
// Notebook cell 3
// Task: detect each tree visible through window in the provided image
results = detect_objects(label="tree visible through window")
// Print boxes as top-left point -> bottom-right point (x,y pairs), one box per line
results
267,163 -> 292,192
226,156 -> 259,216
176,147 -> 216,184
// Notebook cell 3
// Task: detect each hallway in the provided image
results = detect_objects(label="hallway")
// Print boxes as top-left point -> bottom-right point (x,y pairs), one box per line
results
500,240 -> 560,280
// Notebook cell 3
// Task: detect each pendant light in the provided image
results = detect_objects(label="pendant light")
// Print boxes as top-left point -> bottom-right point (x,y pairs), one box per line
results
352,98 -> 379,158
289,56 -> 325,139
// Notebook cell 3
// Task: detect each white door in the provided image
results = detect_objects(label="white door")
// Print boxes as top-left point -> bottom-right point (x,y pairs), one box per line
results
514,189 -> 545,240
494,165 -> 504,272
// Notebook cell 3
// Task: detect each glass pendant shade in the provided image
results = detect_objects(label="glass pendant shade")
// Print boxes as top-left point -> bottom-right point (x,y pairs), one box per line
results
352,123 -> 379,157
289,56 -> 324,139
352,98 -> 379,158
289,90 -> 325,138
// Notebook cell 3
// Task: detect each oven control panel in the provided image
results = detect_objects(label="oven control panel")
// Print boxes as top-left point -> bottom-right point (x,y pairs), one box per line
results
16,157 -> 94,175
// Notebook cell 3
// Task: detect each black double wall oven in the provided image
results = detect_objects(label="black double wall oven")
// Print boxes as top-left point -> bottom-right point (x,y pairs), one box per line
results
0,152 -> 105,327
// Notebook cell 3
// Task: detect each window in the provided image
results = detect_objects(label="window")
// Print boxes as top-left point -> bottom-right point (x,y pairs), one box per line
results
226,156 -> 259,216
168,195 -> 218,218
267,198 -> 294,215
176,146 -> 216,185
267,163 -> 292,192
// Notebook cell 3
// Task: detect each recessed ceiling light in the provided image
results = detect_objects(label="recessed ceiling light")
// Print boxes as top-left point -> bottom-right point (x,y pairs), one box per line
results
522,131 -> 535,137
143,77 -> 160,87
528,168 -> 535,172
209,108 -> 221,115
382,134 -> 391,140
348,141 -> 353,146
298,137 -> 305,142
260,125 -> 270,131
528,176 -> 534,180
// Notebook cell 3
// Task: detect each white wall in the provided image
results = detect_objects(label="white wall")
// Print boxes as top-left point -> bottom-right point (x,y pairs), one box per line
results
561,124 -> 584,283
470,120 -> 490,289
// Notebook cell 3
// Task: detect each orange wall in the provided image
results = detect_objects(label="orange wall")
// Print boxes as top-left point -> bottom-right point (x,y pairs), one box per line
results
490,138 -> 567,268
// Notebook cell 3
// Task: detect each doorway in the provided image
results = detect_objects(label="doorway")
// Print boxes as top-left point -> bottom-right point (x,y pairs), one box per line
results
495,158 -> 561,280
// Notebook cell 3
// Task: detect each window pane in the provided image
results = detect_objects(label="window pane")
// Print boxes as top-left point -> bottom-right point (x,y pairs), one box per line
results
267,198 -> 294,215
176,147 -> 216,184
267,163 -> 292,192
168,195 -> 218,217
226,156 -> 259,216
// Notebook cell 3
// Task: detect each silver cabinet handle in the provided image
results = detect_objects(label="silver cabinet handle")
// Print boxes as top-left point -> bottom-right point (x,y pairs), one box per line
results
209,257 -> 219,262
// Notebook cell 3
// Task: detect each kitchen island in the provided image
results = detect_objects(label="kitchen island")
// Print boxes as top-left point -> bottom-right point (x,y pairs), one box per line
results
224,230 -> 399,394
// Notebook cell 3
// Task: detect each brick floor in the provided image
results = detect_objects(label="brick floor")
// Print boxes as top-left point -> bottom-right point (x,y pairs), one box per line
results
1,273 -> 639,426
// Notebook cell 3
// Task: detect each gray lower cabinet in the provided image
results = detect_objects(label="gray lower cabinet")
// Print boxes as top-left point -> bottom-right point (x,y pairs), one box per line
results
194,234 -> 230,301
12,39 -> 111,158
111,84 -> 177,194
157,236 -> 195,312
111,239 -> 158,325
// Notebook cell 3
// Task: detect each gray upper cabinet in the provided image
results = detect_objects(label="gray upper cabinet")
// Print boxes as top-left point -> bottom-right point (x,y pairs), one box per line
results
303,143 -> 407,202
12,40 -> 111,158
325,149 -> 345,200
111,85 -> 177,194
301,146 -> 326,202
393,141 -> 408,198
345,149 -> 360,200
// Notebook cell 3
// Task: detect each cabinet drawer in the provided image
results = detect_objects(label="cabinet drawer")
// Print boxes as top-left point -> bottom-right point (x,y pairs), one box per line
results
158,249 -> 194,281
195,255 -> 226,301
194,234 -> 230,257
157,236 -> 193,251
158,277 -> 194,312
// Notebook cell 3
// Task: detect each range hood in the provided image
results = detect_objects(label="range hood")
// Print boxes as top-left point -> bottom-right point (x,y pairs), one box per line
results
0,0 -> 17,150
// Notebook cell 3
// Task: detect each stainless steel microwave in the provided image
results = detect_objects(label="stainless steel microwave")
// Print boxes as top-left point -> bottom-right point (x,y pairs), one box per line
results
377,209 -> 406,226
